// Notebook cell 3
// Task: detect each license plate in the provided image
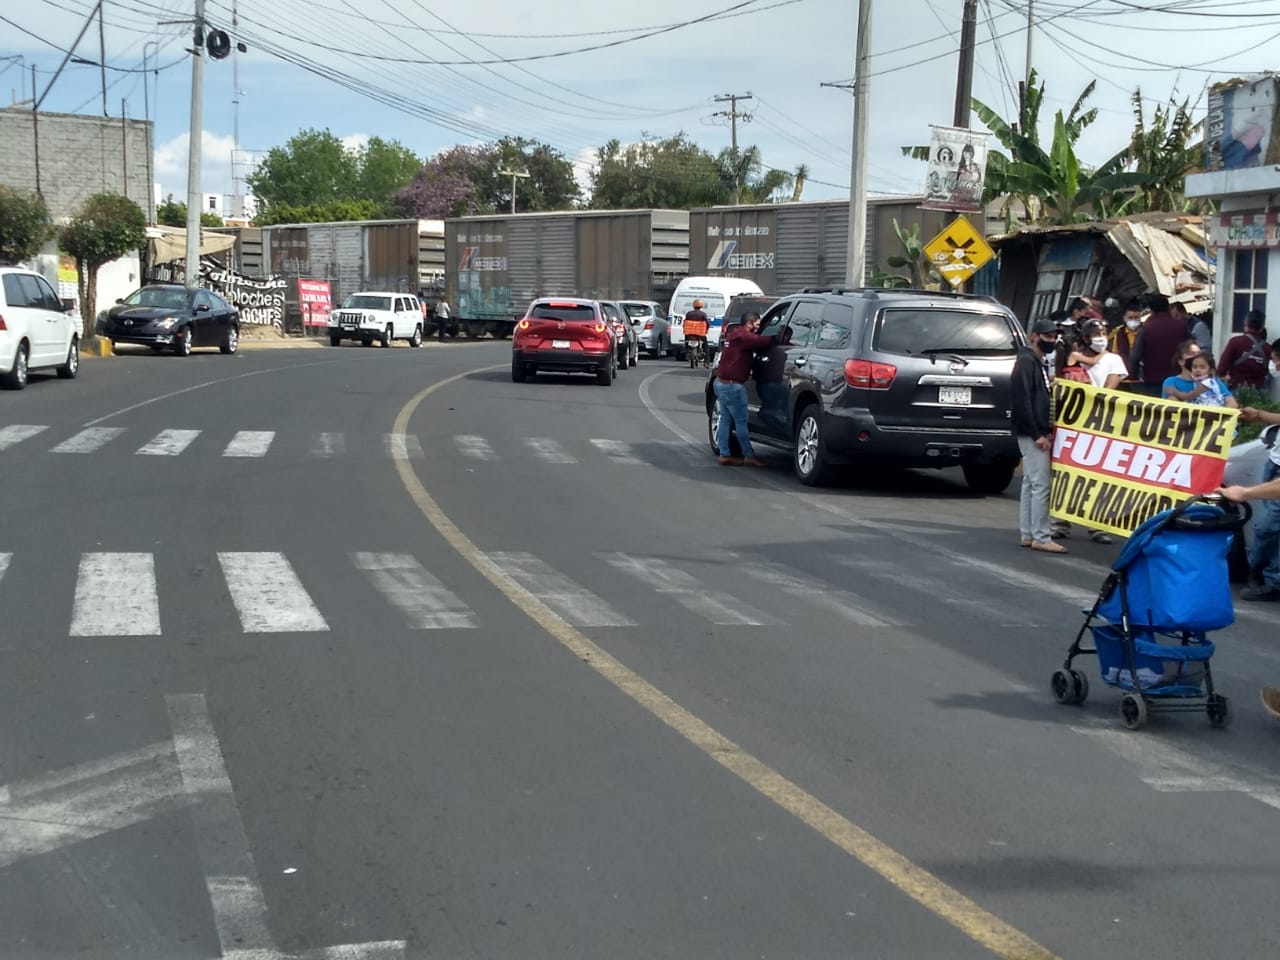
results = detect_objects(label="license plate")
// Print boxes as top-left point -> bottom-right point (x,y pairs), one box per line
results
939,385 -> 971,405
552,339 -> 570,349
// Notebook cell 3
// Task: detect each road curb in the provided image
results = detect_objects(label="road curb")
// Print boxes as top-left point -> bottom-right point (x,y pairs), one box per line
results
79,338 -> 113,358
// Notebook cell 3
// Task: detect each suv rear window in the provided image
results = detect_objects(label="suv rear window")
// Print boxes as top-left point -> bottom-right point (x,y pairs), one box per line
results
531,303 -> 597,322
622,303 -> 652,318
343,294 -> 392,310
874,309 -> 1018,356
725,296 -> 776,320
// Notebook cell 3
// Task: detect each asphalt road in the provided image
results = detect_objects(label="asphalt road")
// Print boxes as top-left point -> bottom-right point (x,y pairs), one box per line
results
2,340 -> 1279,959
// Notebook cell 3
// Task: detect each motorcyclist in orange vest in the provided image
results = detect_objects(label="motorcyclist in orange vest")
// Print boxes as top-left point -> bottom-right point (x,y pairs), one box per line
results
684,300 -> 710,365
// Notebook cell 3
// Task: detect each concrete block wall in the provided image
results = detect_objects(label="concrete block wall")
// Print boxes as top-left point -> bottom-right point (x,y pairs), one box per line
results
0,108 -> 154,222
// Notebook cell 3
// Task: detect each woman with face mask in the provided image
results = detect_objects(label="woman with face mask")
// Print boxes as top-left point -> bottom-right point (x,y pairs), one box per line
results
1067,320 -> 1128,389
1166,350 -> 1239,409
1108,297 -> 1144,380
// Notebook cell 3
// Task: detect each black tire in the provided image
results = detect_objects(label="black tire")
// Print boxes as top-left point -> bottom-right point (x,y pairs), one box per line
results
57,336 -> 80,379
793,404 -> 831,486
409,325 -> 422,348
1070,669 -> 1089,705
1,341 -> 29,390
220,324 -> 239,355
708,395 -> 743,458
962,461 -> 1016,495
174,327 -> 193,356
597,356 -> 614,386
1119,693 -> 1148,730
1207,693 -> 1233,728
329,335 -> 342,347
511,357 -> 527,383
1051,669 -> 1076,705
362,338 -> 373,347
382,325 -> 393,348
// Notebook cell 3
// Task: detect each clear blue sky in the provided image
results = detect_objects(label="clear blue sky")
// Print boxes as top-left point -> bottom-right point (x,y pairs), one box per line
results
4,0 -> 1278,204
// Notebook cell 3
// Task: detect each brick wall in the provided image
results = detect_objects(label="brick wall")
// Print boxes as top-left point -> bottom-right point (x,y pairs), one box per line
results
0,108 -> 154,222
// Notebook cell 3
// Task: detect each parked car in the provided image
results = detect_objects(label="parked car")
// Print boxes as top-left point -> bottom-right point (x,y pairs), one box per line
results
0,266 -> 80,389
601,300 -> 640,370
511,298 -> 618,386
705,287 -> 1025,491
327,292 -> 424,347
102,285 -> 240,356
621,300 -> 669,358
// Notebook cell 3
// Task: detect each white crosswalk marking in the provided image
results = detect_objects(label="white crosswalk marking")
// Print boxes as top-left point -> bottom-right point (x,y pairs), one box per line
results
487,552 -> 635,626
735,558 -> 899,627
217,552 -> 328,632
222,431 -> 275,458
352,552 -> 476,629
0,553 -> 9,583
0,425 -> 49,451
311,432 -> 346,458
589,439 -> 641,464
383,433 -> 423,460
600,553 -> 780,626
524,437 -> 576,463
836,556 -> 1038,622
70,553 -> 161,637
51,427 -> 125,454
136,429 -> 201,456
454,435 -> 495,460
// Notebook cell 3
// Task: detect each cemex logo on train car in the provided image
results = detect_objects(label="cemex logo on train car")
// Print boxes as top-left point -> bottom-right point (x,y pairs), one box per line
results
459,246 -> 508,272
706,241 -> 775,271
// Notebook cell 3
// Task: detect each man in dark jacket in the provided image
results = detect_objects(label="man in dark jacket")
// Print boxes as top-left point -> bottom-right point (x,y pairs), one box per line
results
713,314 -> 775,466
1012,317 -> 1066,553
1128,293 -> 1183,396
1218,309 -> 1271,390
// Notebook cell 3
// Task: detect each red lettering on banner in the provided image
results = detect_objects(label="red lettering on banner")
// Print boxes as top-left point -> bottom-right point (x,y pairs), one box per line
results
1052,428 -> 1225,492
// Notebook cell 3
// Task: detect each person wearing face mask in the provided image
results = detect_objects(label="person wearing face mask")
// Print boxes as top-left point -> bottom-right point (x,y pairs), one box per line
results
1067,319 -> 1128,389
1108,298 -> 1144,384
1012,317 -> 1067,554
1165,351 -> 1239,409
1162,340 -> 1213,402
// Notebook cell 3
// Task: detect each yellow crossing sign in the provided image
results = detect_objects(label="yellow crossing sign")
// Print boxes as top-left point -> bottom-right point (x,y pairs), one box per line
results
923,215 -> 994,288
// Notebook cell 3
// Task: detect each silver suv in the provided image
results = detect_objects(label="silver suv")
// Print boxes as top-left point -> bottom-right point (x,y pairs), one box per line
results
705,287 -> 1026,491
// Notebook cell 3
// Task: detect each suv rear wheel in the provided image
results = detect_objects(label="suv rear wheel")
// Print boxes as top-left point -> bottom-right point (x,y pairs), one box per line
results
793,404 -> 831,486
962,460 -> 1016,495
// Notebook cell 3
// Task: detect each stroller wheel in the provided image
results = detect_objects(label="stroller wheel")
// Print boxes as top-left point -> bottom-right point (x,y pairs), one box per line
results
1070,669 -> 1089,705
1119,693 -> 1148,730
1051,669 -> 1079,705
1207,693 -> 1233,728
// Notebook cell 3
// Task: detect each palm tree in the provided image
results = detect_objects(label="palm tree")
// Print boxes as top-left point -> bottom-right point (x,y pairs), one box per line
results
791,164 -> 809,202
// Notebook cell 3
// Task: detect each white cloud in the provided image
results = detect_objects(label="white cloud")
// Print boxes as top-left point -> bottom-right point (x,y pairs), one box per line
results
153,129 -> 240,199
570,146 -> 597,195
340,132 -> 370,153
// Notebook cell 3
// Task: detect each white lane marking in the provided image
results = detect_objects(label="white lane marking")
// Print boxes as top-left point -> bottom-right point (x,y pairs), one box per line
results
166,694 -> 407,960
70,553 -> 162,637
1072,721 -> 1280,811
833,556 -> 1025,621
0,424 -> 49,451
454,434 -> 494,460
487,552 -> 635,627
734,558 -> 899,627
637,369 -> 701,445
524,437 -> 576,463
165,693 -> 280,957
0,553 -> 8,584
0,741 -> 184,869
222,430 -> 275,458
590,438 -> 642,464
50,427 -> 126,454
599,552 -> 780,626
312,432 -> 346,458
383,433 -> 423,460
136,428 -> 201,456
217,552 -> 328,632
352,552 -> 476,629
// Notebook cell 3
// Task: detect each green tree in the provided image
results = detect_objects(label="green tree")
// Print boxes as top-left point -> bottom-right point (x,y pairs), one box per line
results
589,132 -> 730,209
790,164 -> 809,203
357,137 -> 423,213
58,193 -> 147,339
247,128 -> 360,215
462,137 -> 580,213
718,145 -> 794,204
0,186 -> 52,264
156,194 -> 224,228
254,199 -> 380,227
1118,89 -> 1204,214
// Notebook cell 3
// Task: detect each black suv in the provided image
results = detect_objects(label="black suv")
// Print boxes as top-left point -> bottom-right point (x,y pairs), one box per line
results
704,287 -> 1026,492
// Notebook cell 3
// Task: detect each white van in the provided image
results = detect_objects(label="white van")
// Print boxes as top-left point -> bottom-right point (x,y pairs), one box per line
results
667,276 -> 765,357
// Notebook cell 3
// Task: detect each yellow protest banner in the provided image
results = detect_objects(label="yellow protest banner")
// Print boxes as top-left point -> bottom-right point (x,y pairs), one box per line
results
1049,380 -> 1238,537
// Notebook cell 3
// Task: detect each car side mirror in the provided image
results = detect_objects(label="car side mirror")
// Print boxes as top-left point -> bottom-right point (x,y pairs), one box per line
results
116,297 -> 124,304
61,298 -> 76,313
196,303 -> 210,312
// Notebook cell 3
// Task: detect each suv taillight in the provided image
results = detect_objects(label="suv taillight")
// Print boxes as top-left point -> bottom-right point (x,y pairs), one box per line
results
594,322 -> 607,333
845,358 -> 896,389
517,319 -> 530,330
643,321 -> 653,330
0,314 -> 6,331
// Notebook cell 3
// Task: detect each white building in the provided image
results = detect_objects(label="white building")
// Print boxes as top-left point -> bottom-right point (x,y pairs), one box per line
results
1185,73 -> 1280,359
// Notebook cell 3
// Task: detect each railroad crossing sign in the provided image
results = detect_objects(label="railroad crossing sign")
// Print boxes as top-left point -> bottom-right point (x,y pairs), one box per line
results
923,215 -> 994,288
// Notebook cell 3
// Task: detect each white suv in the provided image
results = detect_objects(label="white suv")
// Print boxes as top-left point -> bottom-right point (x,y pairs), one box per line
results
327,292 -> 424,348
0,266 -> 80,389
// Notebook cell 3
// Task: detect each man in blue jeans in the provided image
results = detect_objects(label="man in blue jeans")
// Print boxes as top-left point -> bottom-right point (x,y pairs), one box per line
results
1222,406 -> 1280,599
713,313 -> 775,466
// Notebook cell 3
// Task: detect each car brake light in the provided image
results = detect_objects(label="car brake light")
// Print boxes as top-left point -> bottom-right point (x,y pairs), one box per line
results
0,314 -> 6,331
845,358 -> 896,389
517,319 -> 530,330
547,301 -> 580,308
594,322 -> 606,333
643,321 -> 653,330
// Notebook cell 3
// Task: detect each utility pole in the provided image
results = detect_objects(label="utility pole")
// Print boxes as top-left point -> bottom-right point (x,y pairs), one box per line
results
143,41 -> 156,223
185,0 -> 206,290
97,1 -> 108,116
713,92 -> 753,205
499,167 -> 529,214
846,0 -> 871,287
953,0 -> 977,128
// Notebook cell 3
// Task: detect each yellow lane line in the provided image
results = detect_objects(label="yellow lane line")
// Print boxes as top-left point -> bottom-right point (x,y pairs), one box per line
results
392,367 -> 1059,960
